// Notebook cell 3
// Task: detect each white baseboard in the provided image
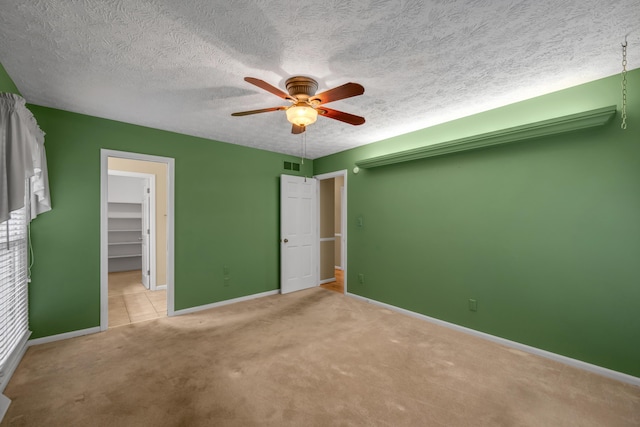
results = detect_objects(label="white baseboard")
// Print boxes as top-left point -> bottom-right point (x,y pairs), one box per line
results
347,293 -> 640,387
174,290 -> 279,316
155,285 -> 167,290
319,278 -> 336,285
27,327 -> 101,347
27,290 -> 279,344
0,394 -> 11,424
0,331 -> 30,393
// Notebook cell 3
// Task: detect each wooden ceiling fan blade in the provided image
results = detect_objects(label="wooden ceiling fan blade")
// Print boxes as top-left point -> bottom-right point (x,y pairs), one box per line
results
244,77 -> 294,101
231,106 -> 286,116
311,82 -> 364,105
291,124 -> 306,134
318,107 -> 365,125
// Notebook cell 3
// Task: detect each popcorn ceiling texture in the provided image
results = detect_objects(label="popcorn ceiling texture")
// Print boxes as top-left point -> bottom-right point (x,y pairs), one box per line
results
0,1 -> 638,158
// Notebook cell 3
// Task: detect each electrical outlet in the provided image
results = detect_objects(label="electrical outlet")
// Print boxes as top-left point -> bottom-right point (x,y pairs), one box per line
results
468,299 -> 477,312
358,273 -> 365,284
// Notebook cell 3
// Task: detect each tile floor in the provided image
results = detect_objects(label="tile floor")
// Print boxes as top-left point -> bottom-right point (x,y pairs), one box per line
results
108,270 -> 166,327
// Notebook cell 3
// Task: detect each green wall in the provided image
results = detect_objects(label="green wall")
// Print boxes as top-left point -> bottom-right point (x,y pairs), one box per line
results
0,62 -> 21,95
314,69 -> 640,377
5,55 -> 640,376
26,106 -> 312,338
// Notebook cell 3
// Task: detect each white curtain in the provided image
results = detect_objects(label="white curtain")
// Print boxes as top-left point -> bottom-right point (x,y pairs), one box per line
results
0,93 -> 50,223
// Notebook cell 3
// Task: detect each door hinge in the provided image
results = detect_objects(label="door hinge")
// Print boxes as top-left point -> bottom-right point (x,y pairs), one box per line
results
147,188 -> 150,193
147,229 -> 150,234
147,270 -> 150,275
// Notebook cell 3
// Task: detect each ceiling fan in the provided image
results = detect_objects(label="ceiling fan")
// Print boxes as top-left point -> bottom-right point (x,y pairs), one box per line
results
231,76 -> 365,134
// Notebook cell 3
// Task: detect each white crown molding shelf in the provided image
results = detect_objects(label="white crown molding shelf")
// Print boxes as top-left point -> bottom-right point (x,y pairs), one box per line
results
356,106 -> 617,169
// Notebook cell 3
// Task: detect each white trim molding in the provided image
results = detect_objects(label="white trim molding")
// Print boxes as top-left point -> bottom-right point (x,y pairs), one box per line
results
0,394 -> 11,424
347,293 -> 640,387
356,106 -> 617,169
27,327 -> 101,347
0,331 -> 30,393
100,149 -> 176,331
173,290 -> 279,316
314,169 -> 348,294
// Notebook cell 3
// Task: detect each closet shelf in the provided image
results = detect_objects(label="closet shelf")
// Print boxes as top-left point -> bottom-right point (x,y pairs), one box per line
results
108,201 -> 143,272
108,254 -> 142,259
108,212 -> 142,219
355,105 -> 616,169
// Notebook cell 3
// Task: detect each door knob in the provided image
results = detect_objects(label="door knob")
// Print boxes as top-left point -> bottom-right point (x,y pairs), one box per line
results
283,239 -> 288,243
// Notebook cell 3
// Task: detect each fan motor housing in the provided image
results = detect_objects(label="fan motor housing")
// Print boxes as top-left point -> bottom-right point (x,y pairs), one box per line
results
285,76 -> 318,100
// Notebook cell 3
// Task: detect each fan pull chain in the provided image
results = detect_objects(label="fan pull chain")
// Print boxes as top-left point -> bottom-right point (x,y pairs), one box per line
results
621,37 -> 628,130
301,130 -> 307,164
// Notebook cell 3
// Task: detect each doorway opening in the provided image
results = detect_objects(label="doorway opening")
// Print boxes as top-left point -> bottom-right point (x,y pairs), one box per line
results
100,150 -> 175,330
107,170 -> 155,289
107,168 -> 161,327
315,170 -> 347,294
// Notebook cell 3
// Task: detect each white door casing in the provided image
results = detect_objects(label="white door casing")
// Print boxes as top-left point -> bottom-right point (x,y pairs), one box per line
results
340,185 -> 346,270
281,175 -> 318,294
141,180 -> 150,289
101,150 -> 175,330
314,169 -> 348,294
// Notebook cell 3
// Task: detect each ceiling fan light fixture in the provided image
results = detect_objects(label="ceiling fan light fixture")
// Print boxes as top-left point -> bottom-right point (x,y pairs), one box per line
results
232,76 -> 365,134
286,103 -> 318,126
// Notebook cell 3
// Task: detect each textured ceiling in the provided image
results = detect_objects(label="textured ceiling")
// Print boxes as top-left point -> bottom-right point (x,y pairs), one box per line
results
0,1 -> 638,159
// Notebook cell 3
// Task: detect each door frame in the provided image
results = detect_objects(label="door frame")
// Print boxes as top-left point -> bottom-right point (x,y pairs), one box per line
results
107,170 -> 156,290
100,149 -> 176,330
314,169 -> 348,294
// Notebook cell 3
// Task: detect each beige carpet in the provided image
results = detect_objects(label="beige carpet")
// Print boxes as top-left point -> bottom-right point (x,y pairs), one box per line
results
2,288 -> 639,426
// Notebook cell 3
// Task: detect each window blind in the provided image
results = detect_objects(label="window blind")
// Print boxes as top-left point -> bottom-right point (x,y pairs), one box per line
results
0,206 -> 30,380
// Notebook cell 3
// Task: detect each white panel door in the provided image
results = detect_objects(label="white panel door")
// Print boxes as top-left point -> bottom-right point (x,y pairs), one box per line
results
141,181 -> 150,289
281,175 -> 318,294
